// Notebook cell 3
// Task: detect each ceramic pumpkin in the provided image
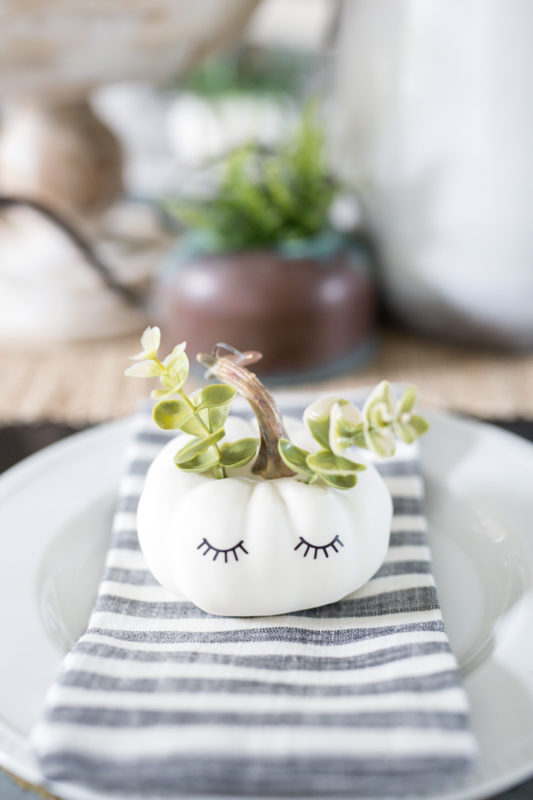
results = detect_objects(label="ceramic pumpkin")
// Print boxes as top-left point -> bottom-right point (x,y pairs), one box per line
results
127,328 -> 428,617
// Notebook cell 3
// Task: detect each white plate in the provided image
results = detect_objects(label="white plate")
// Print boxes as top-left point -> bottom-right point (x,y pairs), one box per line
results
1,403 -> 533,800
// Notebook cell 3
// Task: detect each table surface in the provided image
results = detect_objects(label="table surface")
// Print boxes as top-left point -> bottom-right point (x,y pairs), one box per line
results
2,327 -> 533,426
2,420 -> 533,800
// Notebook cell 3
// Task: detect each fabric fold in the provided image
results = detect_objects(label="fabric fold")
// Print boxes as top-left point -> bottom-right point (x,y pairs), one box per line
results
33,397 -> 476,798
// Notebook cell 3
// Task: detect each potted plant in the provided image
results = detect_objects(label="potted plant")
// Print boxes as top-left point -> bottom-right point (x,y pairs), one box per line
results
126,327 -> 429,617
153,107 -> 377,381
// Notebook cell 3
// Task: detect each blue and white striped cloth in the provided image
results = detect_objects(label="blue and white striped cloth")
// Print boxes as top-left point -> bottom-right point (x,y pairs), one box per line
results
33,396 -> 476,798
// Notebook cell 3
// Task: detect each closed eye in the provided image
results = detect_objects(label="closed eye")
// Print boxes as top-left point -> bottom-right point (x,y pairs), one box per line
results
197,537 -> 249,563
294,535 -> 344,559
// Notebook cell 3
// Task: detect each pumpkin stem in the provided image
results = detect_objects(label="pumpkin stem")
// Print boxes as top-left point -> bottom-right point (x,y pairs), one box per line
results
197,345 -> 295,480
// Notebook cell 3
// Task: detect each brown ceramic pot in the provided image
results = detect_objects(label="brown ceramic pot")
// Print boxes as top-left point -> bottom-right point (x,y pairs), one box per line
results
153,232 -> 377,380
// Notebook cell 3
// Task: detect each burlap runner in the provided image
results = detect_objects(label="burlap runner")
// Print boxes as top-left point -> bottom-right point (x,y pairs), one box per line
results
1,329 -> 532,424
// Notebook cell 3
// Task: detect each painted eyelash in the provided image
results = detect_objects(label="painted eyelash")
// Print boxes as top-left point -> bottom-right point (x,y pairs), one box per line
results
197,538 -> 249,563
294,535 -> 344,559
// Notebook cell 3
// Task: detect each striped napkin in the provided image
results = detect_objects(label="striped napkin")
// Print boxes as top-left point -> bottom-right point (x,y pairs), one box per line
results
33,395 -> 476,799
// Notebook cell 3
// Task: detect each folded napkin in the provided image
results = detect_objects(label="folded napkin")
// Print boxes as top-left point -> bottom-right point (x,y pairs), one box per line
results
33,395 -> 476,798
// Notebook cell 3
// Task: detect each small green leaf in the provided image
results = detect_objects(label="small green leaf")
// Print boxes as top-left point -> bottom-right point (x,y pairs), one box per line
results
160,369 -> 188,392
307,416 -> 331,449
397,386 -> 417,415
174,428 -> 225,465
162,342 -> 186,369
394,413 -> 429,444
335,415 -> 360,439
394,421 -> 417,444
196,384 -> 236,410
278,438 -> 315,479
205,402 -> 232,433
140,325 -> 161,356
180,414 -> 208,436
329,401 -> 364,455
303,397 -> 338,448
177,447 -> 220,473
410,414 -> 430,436
363,427 -> 396,458
363,381 -> 393,421
219,438 -> 259,468
307,449 -> 366,476
129,326 -> 161,361
124,359 -> 162,378
152,397 -> 193,430
179,401 -> 232,435
367,401 -> 392,429
350,428 -> 367,449
409,414 -> 429,436
321,473 -> 358,490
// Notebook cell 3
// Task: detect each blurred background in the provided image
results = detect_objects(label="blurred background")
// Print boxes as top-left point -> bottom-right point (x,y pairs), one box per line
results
1,0 -> 533,454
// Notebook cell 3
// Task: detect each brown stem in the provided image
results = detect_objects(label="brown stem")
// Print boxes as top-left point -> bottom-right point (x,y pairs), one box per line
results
197,344 -> 295,480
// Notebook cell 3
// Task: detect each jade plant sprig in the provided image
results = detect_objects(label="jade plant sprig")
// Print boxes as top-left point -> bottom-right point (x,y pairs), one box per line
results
125,327 -> 258,479
277,382 -> 429,489
126,328 -> 429,488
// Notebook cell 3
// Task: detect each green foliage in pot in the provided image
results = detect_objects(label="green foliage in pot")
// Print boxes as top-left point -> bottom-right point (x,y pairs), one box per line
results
165,105 -> 341,253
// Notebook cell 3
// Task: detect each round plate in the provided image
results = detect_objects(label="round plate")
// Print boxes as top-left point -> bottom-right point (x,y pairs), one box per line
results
1,404 -> 533,800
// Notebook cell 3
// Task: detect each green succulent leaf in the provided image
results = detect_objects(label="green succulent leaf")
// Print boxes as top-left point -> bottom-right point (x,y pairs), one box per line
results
303,397 -> 338,448
204,402 -> 232,433
152,397 -> 193,430
180,414 -> 209,436
162,342 -> 186,369
129,325 -> 161,361
335,414 -> 360,439
393,421 -> 417,444
321,473 -> 359,490
306,449 -> 366,476
174,428 -> 226,465
397,385 -> 417,415
124,359 -> 163,378
160,366 -> 189,391
364,380 -> 393,412
307,417 -> 331,449
195,384 -> 237,410
363,426 -> 396,459
395,414 -> 430,443
366,401 -> 392,429
219,438 -> 259,468
329,400 -> 364,455
363,382 -> 394,431
177,447 -> 221,473
409,414 -> 430,436
278,438 -> 316,480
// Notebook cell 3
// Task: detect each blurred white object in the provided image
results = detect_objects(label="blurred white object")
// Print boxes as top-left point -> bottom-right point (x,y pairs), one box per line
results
0,100 -> 123,218
167,93 -> 295,166
0,203 -> 172,343
0,0 -> 259,209
0,0 -> 258,342
0,1 -> 259,99
94,83 -> 178,199
246,0 -> 333,50
332,0 -> 533,346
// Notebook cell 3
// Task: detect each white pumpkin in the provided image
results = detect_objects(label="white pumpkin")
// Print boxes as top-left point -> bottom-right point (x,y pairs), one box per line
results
137,415 -> 392,617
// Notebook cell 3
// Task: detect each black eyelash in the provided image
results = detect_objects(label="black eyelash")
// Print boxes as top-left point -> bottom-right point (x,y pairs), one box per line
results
197,538 -> 249,563
294,535 -> 344,559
